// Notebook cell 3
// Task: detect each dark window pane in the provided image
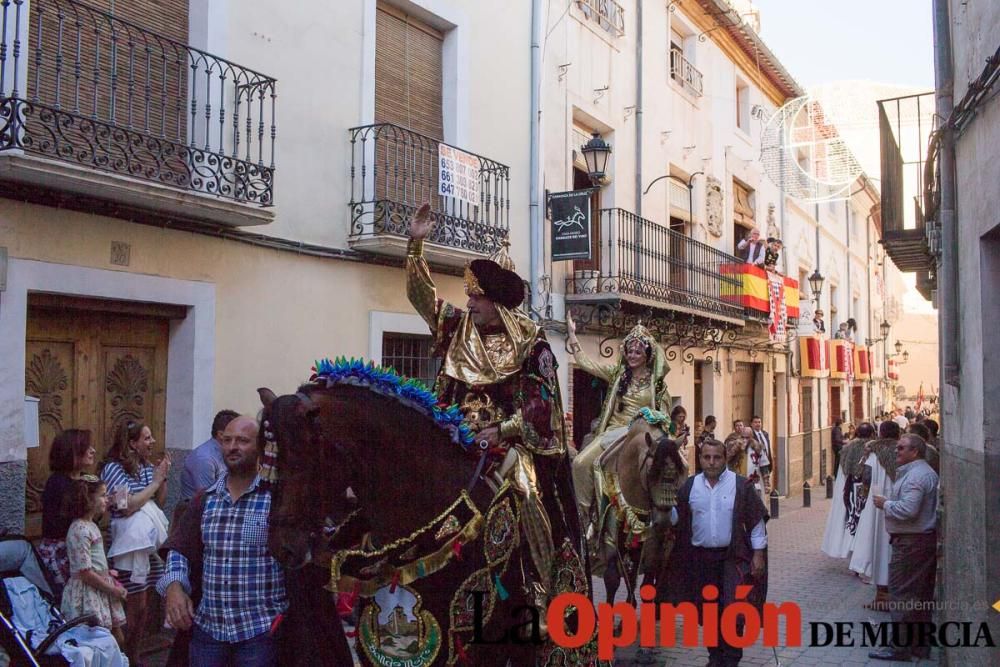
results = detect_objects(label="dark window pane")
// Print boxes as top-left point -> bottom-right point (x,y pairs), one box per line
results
381,332 -> 442,389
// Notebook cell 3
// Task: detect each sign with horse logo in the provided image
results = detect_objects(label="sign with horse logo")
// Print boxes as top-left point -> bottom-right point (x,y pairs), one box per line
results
549,189 -> 593,261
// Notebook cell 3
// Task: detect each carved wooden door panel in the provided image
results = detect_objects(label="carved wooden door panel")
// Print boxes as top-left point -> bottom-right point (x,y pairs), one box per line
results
24,304 -> 168,535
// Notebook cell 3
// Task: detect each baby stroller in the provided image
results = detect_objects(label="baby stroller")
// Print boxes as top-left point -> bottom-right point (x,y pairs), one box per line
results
0,535 -> 127,666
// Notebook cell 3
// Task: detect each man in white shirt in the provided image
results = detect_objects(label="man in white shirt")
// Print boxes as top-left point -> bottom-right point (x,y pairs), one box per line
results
656,439 -> 769,666
736,226 -> 767,267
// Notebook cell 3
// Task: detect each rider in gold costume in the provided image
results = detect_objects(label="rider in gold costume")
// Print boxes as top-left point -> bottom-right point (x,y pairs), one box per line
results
406,205 -> 592,659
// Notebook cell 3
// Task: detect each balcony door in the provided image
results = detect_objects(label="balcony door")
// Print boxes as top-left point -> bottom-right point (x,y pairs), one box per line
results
669,216 -> 689,292
375,3 -> 443,139
23,295 -> 172,536
374,3 -> 444,214
27,0 -> 190,175
733,179 -> 756,257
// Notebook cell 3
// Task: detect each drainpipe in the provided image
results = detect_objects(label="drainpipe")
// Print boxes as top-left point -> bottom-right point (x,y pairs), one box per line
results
933,0 -> 958,386
865,211 -> 874,414
529,0 -> 544,313
845,200 -> 852,420
635,0 -> 643,217
845,202 -> 851,311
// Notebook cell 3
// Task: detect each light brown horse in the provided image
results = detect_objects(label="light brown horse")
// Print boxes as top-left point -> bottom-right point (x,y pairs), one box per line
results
591,418 -> 688,604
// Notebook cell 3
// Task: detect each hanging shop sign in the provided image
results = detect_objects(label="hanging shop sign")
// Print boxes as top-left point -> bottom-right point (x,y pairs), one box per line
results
548,190 -> 593,261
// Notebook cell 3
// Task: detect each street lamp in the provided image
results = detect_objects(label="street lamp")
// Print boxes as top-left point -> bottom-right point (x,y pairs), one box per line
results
808,269 -> 825,302
895,340 -> 903,355
866,320 -> 892,347
580,132 -> 612,185
902,350 -> 910,363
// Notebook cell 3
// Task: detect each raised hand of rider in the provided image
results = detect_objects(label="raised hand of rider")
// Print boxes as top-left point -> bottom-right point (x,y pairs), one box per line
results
408,202 -> 434,240
566,312 -> 577,343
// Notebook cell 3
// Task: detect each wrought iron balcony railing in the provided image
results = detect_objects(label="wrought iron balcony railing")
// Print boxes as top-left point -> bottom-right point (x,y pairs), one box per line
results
877,91 -> 935,272
670,47 -> 704,97
566,208 -> 747,321
576,0 -> 625,37
348,123 -> 510,258
0,0 -> 276,206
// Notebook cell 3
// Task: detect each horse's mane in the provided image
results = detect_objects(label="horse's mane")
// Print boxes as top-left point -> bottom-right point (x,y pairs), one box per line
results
301,357 -> 475,451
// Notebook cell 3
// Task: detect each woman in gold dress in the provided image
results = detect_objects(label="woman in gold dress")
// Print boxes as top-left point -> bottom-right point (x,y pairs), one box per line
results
566,316 -> 673,525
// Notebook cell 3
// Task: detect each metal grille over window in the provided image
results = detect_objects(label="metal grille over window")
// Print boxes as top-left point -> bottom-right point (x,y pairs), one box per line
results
382,333 -> 442,389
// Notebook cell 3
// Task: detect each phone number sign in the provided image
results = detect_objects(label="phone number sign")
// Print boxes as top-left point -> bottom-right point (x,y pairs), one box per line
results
438,144 -> 481,206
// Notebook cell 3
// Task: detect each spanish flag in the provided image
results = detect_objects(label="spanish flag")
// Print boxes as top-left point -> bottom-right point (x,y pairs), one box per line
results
784,276 -> 800,320
721,263 -> 769,312
720,264 -> 799,320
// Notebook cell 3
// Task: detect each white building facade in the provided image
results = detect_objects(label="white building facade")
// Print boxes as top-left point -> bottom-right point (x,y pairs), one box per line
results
539,0 -> 891,495
0,0 -> 532,530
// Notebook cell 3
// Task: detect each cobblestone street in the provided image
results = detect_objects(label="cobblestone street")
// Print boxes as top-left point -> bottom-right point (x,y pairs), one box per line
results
609,495 -> 936,666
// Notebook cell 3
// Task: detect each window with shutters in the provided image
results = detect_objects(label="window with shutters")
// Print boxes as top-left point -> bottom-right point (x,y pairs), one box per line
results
736,80 -> 750,133
375,3 -> 444,140
732,179 -> 756,255
348,2 -> 510,263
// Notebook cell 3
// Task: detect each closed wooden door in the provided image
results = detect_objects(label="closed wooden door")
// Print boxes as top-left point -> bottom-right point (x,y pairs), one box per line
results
24,297 -> 170,535
731,362 -> 756,426
830,385 -> 842,425
852,385 -> 865,421
802,385 -> 814,479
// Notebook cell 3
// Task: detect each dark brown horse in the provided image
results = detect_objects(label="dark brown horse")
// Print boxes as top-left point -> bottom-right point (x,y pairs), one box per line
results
260,363 -> 602,667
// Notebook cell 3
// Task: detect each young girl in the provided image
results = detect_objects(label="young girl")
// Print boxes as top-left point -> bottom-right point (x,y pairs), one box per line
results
61,475 -> 127,645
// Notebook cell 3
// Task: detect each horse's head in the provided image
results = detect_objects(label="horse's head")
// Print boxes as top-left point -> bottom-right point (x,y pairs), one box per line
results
259,386 -> 354,569
645,430 -> 686,487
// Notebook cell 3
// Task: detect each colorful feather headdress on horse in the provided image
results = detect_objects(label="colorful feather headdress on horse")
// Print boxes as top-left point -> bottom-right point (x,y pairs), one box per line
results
259,358 -> 475,485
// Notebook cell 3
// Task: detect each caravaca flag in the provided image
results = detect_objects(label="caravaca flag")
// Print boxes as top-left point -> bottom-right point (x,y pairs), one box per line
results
799,334 -> 829,378
829,339 -> 855,380
853,345 -> 872,380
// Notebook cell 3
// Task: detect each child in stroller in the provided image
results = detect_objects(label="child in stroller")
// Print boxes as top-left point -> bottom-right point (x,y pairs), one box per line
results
0,535 -> 127,666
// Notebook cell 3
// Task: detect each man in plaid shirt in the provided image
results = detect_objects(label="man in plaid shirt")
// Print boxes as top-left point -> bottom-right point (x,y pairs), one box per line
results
158,415 -> 287,666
